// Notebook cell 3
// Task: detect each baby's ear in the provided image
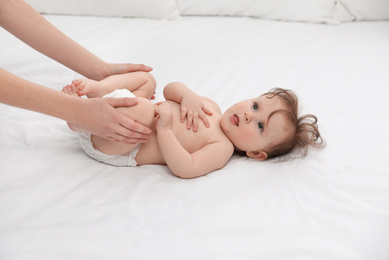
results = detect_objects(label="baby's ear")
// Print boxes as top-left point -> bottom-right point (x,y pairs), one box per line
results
246,151 -> 268,160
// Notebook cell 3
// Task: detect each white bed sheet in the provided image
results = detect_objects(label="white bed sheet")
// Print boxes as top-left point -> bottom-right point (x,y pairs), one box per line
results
1,15 -> 389,260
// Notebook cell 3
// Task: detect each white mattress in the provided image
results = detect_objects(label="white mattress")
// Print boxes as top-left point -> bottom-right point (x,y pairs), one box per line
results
1,15 -> 389,259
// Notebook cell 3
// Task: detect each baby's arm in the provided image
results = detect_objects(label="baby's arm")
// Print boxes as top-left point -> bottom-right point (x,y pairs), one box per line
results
155,102 -> 232,178
163,82 -> 213,132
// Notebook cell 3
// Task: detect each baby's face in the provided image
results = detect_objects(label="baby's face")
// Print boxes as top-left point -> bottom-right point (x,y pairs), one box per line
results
220,95 -> 293,158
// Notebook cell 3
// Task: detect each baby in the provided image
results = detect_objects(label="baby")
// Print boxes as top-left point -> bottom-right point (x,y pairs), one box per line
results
62,72 -> 324,178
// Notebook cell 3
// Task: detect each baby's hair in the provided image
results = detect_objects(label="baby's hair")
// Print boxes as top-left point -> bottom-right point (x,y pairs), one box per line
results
262,88 -> 325,160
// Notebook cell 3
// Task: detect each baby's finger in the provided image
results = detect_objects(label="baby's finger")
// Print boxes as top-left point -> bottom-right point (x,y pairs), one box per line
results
203,106 -> 213,116
180,107 -> 188,123
186,111 -> 193,130
199,112 -> 210,128
192,114 -> 200,132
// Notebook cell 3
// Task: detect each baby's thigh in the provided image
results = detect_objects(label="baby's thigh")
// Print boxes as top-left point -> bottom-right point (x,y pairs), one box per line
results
126,72 -> 156,99
116,97 -> 154,127
91,98 -> 154,155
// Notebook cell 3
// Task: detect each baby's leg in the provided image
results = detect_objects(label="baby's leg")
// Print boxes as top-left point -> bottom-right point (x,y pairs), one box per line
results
91,97 -> 155,155
72,72 -> 156,99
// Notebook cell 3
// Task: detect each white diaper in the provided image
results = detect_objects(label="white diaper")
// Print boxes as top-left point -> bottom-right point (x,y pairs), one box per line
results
78,89 -> 140,167
103,88 -> 135,99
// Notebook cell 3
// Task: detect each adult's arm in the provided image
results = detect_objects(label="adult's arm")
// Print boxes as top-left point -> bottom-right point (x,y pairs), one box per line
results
0,0 -> 153,141
0,68 -> 151,143
0,0 -> 152,80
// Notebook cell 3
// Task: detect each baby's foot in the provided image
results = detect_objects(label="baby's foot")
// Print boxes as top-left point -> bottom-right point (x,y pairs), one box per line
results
61,83 -> 81,97
72,78 -> 104,98
61,84 -> 83,132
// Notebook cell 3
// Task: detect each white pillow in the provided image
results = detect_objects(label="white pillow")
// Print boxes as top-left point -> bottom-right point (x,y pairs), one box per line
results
25,0 -> 181,20
334,0 -> 389,22
177,0 -> 337,23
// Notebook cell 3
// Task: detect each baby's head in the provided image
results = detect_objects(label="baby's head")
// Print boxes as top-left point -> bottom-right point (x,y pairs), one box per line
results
220,88 -> 324,160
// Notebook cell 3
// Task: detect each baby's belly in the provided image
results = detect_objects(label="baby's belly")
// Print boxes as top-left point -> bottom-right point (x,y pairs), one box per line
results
135,101 -> 214,165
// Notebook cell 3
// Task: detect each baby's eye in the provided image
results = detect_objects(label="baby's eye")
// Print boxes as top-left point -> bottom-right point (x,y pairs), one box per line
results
253,102 -> 258,110
258,122 -> 264,131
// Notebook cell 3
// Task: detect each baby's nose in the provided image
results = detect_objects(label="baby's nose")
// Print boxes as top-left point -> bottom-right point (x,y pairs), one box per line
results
245,112 -> 253,123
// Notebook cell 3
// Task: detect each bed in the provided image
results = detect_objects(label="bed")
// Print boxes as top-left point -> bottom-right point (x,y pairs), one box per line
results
1,0 -> 389,259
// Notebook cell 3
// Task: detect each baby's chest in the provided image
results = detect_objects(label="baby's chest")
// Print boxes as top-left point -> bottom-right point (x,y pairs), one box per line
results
172,118 -> 221,153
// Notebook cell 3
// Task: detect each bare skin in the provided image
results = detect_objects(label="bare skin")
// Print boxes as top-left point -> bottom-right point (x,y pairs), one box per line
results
0,0 -> 152,142
62,72 -> 156,136
62,74 -> 292,178
62,76 -> 233,178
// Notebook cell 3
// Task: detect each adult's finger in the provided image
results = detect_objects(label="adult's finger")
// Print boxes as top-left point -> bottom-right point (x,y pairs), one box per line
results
104,131 -> 148,144
106,96 -> 139,108
105,97 -> 152,135
112,133 -> 149,144
127,63 -> 153,73
118,113 -> 152,136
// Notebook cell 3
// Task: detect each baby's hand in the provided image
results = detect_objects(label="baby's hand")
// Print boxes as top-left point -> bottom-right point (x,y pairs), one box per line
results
180,95 -> 213,132
155,102 -> 173,130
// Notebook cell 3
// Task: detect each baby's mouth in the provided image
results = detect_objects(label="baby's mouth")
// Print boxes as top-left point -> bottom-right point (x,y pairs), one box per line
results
231,114 -> 239,126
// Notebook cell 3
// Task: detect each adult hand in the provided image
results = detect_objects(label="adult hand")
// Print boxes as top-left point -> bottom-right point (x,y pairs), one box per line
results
106,63 -> 153,79
73,97 -> 152,143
